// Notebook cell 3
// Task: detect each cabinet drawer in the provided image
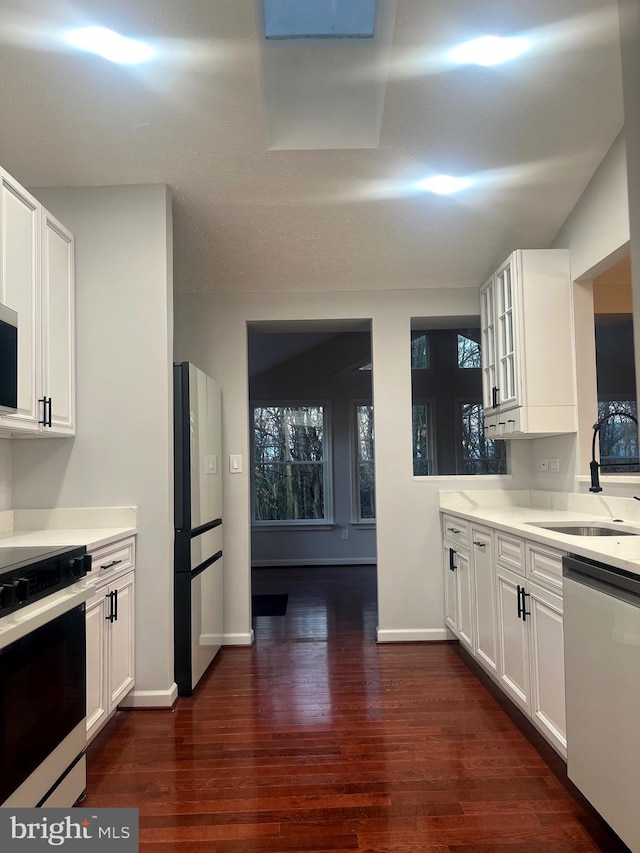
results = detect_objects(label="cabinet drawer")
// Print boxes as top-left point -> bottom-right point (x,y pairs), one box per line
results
495,532 -> 525,576
442,515 -> 469,548
526,543 -> 564,593
87,537 -> 135,586
500,409 -> 521,435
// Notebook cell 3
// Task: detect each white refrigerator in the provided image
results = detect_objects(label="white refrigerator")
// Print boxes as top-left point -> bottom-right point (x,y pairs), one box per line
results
174,362 -> 224,695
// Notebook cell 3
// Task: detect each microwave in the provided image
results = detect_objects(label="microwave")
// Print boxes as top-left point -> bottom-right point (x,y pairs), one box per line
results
0,303 -> 17,411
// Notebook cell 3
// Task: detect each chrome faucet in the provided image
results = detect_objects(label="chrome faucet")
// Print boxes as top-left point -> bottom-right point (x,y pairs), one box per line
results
589,410 -> 638,493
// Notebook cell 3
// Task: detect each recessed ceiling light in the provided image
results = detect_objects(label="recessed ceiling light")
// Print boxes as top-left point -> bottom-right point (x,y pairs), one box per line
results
417,175 -> 474,195
448,35 -> 530,67
67,27 -> 154,64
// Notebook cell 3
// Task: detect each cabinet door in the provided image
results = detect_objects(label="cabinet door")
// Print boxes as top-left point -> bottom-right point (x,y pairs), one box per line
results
455,549 -> 474,654
443,544 -> 457,634
480,277 -> 498,411
108,571 -> 135,710
42,211 -> 75,435
471,527 -> 498,675
496,565 -> 530,714
0,170 -> 41,432
495,257 -> 519,409
527,581 -> 566,757
86,586 -> 109,741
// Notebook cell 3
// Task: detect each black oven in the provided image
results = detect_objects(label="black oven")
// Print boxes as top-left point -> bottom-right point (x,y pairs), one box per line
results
0,302 -> 18,411
0,602 -> 86,804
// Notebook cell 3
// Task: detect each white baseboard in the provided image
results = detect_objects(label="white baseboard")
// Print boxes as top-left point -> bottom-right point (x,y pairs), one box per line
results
252,557 -> 376,567
223,632 -> 253,646
118,683 -> 178,709
376,627 -> 452,643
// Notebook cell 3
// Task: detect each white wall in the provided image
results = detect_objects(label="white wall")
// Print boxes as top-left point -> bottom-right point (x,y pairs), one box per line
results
174,288 -> 530,644
0,440 -> 11,509
530,131 -> 632,493
12,185 -> 175,706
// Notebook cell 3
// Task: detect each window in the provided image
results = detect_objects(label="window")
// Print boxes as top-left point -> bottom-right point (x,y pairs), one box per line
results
597,400 -> 639,473
411,333 -> 430,369
459,402 -> 507,474
457,332 -> 482,368
252,405 -> 328,522
355,404 -> 375,520
410,327 -> 507,476
412,402 -> 436,475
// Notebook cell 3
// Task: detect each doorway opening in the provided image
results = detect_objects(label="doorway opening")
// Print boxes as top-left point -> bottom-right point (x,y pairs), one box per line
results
247,320 -> 377,642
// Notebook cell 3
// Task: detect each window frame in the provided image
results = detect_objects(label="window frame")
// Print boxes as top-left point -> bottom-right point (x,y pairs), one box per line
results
250,400 -> 333,528
351,400 -> 376,523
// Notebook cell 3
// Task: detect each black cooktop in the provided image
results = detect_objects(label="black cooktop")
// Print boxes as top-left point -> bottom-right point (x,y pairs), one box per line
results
0,545 -> 80,575
0,544 -> 90,615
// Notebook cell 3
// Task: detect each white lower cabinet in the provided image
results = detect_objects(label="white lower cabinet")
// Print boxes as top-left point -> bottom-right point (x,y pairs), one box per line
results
471,526 -> 499,675
442,513 -> 566,757
85,538 -> 135,743
443,540 -> 473,654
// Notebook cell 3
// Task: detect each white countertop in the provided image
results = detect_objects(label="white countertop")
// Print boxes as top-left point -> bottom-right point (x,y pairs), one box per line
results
439,490 -> 640,576
0,506 -> 137,551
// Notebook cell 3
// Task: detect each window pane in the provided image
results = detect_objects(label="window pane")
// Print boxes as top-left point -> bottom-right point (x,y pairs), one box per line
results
597,401 -> 639,472
356,405 -> 375,519
460,402 -> 507,475
411,334 -> 430,369
254,463 -> 325,521
457,332 -> 481,368
253,406 -> 324,462
359,462 -> 375,519
412,403 -> 434,475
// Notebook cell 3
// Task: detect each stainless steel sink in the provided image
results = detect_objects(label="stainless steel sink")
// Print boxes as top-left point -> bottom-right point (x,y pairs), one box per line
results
527,522 -> 640,536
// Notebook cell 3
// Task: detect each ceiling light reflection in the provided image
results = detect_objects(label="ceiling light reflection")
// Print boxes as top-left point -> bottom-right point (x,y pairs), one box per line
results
417,175 -> 474,195
448,35 -> 530,66
67,27 -> 154,64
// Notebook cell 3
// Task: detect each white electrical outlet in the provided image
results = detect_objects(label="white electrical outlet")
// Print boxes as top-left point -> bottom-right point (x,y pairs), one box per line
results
539,458 -> 549,472
550,458 -> 560,472
341,528 -> 349,540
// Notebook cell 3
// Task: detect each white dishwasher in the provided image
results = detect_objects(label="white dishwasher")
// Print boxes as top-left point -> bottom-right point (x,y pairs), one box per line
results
563,554 -> 640,853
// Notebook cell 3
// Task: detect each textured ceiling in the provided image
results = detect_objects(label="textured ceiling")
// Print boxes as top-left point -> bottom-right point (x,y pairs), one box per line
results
0,0 -> 625,295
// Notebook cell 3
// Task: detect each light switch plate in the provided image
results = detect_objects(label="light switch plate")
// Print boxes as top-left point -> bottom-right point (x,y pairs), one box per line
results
229,454 -> 242,474
550,458 -> 560,472
205,455 -> 218,474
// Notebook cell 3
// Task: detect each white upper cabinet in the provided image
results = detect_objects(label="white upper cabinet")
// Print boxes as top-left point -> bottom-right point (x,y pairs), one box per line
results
480,249 -> 576,439
0,166 -> 75,436
0,171 -> 41,432
42,211 -> 75,434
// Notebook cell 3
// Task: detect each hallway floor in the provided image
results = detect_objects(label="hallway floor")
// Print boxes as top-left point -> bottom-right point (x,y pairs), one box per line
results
84,566 -> 629,852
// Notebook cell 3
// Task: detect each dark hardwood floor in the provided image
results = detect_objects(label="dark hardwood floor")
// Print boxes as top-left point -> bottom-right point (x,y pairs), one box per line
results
83,566 -> 629,852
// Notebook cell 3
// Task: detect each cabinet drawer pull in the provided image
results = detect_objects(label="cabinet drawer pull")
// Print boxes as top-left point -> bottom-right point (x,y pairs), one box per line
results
473,541 -> 486,547
517,584 -> 523,619
449,548 -> 457,571
100,559 -> 122,570
508,419 -> 516,423
447,527 -> 460,535
521,590 -> 531,621
105,590 -> 115,622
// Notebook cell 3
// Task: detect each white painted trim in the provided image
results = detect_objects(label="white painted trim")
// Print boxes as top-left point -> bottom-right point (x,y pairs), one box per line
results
118,683 -> 178,709
223,632 -> 254,646
252,557 -> 376,567
376,627 -> 452,643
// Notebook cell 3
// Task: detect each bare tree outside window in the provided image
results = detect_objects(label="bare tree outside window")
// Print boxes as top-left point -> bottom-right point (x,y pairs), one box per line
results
253,405 -> 327,521
597,400 -> 640,473
460,402 -> 507,474
457,332 -> 482,368
356,405 -> 375,519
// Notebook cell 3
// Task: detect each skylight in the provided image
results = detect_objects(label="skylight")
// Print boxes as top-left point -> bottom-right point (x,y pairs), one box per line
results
448,35 -> 530,67
263,0 -> 376,39
67,27 -> 154,64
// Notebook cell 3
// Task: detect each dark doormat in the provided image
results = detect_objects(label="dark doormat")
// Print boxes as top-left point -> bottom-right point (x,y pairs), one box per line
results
252,593 -> 288,617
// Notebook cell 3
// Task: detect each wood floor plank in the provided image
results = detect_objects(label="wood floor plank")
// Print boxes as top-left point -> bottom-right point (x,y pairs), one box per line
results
82,566 -> 630,852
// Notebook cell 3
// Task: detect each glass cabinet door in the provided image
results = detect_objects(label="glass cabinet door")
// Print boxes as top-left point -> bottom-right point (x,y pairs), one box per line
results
480,278 -> 498,410
496,261 -> 517,407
